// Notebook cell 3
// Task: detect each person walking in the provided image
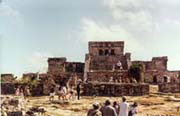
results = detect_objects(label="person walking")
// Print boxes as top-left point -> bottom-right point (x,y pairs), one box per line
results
100,99 -> 117,116
119,97 -> 129,116
76,82 -> 81,100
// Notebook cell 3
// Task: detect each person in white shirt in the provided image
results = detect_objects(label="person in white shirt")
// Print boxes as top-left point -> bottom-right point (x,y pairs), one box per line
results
119,97 -> 129,116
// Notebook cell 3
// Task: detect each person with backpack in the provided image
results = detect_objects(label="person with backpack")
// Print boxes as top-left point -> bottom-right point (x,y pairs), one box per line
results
128,102 -> 138,116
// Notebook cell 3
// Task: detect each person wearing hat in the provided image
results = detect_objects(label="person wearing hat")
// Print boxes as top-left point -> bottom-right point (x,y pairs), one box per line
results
87,102 -> 101,116
100,99 -> 117,116
128,102 -> 138,116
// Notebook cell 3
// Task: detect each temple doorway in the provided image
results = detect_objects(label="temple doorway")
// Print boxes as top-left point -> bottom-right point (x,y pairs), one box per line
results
153,76 -> 157,83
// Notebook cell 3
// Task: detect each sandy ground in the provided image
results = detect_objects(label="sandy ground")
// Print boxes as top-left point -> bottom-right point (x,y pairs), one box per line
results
22,93 -> 180,116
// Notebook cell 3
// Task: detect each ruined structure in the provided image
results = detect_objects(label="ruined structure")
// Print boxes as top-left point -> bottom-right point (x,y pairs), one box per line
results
47,57 -> 84,86
2,41 -> 179,96
82,41 -> 150,96
39,57 -> 85,95
84,41 -> 131,83
1,74 -> 16,83
132,57 -> 180,84
83,41 -> 180,95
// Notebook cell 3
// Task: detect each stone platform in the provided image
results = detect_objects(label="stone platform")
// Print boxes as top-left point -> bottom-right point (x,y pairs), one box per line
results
83,82 -> 149,96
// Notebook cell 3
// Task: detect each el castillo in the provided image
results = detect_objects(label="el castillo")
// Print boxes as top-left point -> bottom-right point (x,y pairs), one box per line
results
1,41 -> 180,116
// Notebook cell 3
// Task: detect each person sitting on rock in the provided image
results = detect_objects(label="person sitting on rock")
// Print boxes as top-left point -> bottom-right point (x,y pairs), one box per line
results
87,102 -> 101,116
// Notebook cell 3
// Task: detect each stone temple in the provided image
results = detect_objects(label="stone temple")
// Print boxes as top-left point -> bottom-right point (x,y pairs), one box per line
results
84,41 -> 180,84
43,41 -> 180,96
84,41 -> 131,83
1,41 -> 180,96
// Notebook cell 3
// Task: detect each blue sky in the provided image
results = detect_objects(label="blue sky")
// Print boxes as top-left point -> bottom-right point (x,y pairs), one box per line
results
1,0 -> 180,77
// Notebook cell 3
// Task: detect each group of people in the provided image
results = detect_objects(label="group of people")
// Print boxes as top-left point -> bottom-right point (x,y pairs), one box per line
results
15,86 -> 31,98
49,82 -> 81,101
87,97 -> 138,116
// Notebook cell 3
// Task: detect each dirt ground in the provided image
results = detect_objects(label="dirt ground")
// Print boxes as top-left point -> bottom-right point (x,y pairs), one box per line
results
20,93 -> 180,116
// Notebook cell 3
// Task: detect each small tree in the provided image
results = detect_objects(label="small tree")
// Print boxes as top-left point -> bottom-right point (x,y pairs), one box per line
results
128,64 -> 145,83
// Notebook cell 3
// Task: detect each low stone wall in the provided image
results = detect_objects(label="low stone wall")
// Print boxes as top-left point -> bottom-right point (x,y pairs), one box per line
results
1,83 -> 16,94
159,83 -> 180,93
83,82 -> 149,96
1,82 -> 43,96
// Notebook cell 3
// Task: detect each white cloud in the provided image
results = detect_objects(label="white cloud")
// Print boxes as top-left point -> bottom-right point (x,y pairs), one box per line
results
25,52 -> 53,73
79,18 -> 143,52
102,0 -> 157,32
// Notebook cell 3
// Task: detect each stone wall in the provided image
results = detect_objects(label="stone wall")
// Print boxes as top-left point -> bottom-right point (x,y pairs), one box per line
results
88,41 -> 124,56
87,41 -> 130,71
1,82 -> 43,96
1,83 -> 16,94
86,71 -> 129,83
159,83 -> 180,93
132,56 -> 168,72
83,82 -> 149,96
144,71 -> 180,84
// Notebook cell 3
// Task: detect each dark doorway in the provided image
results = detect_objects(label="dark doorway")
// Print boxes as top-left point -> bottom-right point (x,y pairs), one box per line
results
105,49 -> 109,55
153,76 -> 157,83
164,76 -> 168,83
110,49 -> 115,55
99,49 -> 104,56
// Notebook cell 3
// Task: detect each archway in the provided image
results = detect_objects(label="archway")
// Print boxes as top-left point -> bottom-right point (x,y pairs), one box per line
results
163,76 -> 168,83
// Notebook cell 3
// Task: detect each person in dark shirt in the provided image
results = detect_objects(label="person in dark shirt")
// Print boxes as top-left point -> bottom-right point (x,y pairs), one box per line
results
76,82 -> 81,100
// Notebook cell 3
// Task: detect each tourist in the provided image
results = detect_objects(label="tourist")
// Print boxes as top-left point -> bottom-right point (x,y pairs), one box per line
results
49,87 -> 55,101
15,87 -> 20,96
100,99 -> 117,116
113,101 -> 120,115
61,86 -> 67,101
87,102 -> 101,116
128,102 -> 138,116
119,97 -> 129,116
76,81 -> 81,100
25,86 -> 31,97
20,88 -> 24,98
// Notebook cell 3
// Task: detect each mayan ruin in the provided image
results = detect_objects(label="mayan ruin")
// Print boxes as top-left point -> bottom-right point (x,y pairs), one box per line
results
1,41 -> 180,116
1,0 -> 180,116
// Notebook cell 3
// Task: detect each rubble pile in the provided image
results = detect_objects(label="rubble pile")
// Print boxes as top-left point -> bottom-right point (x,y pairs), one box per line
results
1,96 -> 26,116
